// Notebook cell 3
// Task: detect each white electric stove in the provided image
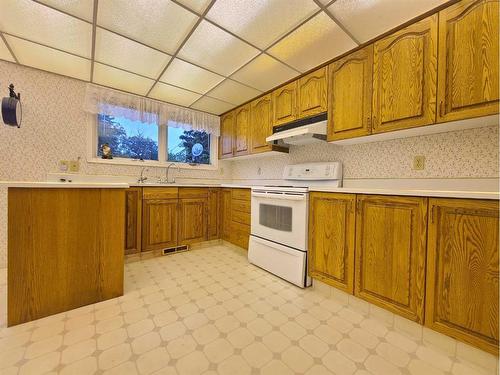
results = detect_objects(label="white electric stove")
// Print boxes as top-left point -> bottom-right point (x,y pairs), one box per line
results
248,162 -> 342,288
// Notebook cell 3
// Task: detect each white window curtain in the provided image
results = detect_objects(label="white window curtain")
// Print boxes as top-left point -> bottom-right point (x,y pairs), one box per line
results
83,84 -> 220,136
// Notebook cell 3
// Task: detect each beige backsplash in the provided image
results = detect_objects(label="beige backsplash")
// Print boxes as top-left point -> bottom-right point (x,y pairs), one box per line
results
0,60 -> 498,268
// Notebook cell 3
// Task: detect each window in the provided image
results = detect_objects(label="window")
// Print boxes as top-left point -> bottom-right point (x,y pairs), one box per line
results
93,110 -> 217,169
167,127 -> 210,165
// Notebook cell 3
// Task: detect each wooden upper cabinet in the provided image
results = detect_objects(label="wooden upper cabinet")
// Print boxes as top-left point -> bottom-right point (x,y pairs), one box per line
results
125,188 -> 142,255
298,67 -> 327,118
178,198 -> 207,245
425,198 -> 499,354
219,111 -> 234,159
328,46 -> 373,141
437,0 -> 499,122
355,195 -> 428,323
207,188 -> 220,240
142,199 -> 178,251
272,81 -> 298,126
234,104 -> 250,156
372,15 -> 438,133
308,193 -> 356,294
250,94 -> 273,154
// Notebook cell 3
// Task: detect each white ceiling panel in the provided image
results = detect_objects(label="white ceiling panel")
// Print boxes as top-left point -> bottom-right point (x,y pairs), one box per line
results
268,12 -> 356,72
178,20 -> 260,76
190,96 -> 234,115
95,28 -> 171,79
231,54 -> 298,92
97,0 -> 199,54
160,58 -> 224,94
206,79 -> 261,105
149,82 -> 202,107
0,37 -> 15,62
0,0 -> 92,58
93,63 -> 155,95
206,0 -> 319,49
36,0 -> 94,21
176,0 -> 212,14
5,35 -> 90,80
328,0 -> 448,43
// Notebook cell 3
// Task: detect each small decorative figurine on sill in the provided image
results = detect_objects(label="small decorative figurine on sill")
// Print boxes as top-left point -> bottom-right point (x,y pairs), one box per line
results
101,143 -> 113,159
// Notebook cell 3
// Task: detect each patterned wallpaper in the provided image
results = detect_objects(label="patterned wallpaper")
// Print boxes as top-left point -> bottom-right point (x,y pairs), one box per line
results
0,60 -> 498,267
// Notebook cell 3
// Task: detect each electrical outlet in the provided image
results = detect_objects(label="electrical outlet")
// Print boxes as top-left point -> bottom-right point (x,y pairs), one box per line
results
69,160 -> 80,173
59,160 -> 69,172
413,155 -> 425,170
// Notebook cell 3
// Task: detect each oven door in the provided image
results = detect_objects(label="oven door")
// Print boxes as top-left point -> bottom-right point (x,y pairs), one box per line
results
251,190 -> 308,250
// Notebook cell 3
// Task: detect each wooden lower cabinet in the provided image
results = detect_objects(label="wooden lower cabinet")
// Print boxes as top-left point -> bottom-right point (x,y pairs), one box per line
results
221,189 -> 232,241
354,195 -> 428,323
425,198 -> 499,354
125,187 -> 142,255
308,192 -> 356,293
179,198 -> 208,245
142,199 -> 178,251
208,188 -> 221,240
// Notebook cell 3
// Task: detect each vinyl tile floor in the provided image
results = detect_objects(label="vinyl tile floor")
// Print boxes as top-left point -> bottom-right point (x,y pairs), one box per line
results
0,244 -> 496,375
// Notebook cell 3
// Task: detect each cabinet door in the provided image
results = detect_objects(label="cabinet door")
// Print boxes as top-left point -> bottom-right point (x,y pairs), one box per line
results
308,193 -> 356,293
298,67 -> 327,118
221,189 -> 232,241
328,46 -> 373,141
234,104 -> 250,156
179,198 -> 207,245
437,0 -> 499,122
272,81 -> 298,126
355,195 -> 428,323
125,188 -> 142,255
142,199 -> 178,251
372,15 -> 438,133
250,94 -> 273,154
219,111 -> 234,159
425,198 -> 499,354
208,188 -> 220,240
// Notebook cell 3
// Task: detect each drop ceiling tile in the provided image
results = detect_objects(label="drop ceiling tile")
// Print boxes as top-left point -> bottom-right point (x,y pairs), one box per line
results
328,0 -> 447,43
178,20 -> 260,76
36,0 -> 94,21
97,0 -> 199,54
176,0 -> 212,14
93,63 -> 155,96
231,54 -> 298,92
149,82 -> 202,107
95,28 -> 171,79
5,35 -> 90,80
206,79 -> 261,106
267,12 -> 356,72
190,96 -> 235,115
206,0 -> 319,49
160,58 -> 224,94
0,37 -> 15,62
0,0 -> 92,57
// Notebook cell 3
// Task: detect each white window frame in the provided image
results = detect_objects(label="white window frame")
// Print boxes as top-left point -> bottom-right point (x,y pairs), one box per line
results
87,114 -> 218,170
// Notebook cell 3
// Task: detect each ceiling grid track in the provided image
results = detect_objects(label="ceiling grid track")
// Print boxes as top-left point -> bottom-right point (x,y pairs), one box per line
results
0,32 -> 19,64
90,0 -> 99,82
312,0 -> 361,45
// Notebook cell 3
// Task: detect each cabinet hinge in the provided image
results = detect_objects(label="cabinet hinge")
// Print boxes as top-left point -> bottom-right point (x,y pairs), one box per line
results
367,117 -> 372,131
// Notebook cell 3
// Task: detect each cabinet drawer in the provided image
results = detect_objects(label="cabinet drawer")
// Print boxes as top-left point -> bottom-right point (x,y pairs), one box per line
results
143,187 -> 178,200
230,222 -> 250,249
231,209 -> 250,225
231,199 -> 250,213
231,188 -> 250,201
178,187 -> 208,199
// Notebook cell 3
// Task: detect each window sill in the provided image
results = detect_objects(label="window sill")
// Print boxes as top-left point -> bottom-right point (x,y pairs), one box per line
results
86,157 -> 218,170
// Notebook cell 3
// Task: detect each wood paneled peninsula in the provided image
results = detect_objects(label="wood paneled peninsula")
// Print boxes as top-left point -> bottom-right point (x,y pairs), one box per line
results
5,182 -> 127,326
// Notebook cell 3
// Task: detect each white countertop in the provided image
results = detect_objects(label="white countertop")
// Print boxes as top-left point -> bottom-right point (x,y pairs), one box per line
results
1,181 -> 130,188
308,186 -> 500,200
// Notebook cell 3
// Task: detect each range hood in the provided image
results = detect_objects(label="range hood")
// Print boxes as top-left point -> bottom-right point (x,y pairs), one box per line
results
266,113 -> 327,146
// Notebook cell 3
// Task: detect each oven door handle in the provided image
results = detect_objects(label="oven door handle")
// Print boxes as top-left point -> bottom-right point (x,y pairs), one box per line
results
251,192 -> 306,201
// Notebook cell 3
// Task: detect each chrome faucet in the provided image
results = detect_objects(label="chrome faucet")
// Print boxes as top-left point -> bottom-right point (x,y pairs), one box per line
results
138,167 -> 148,183
165,163 -> 180,184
